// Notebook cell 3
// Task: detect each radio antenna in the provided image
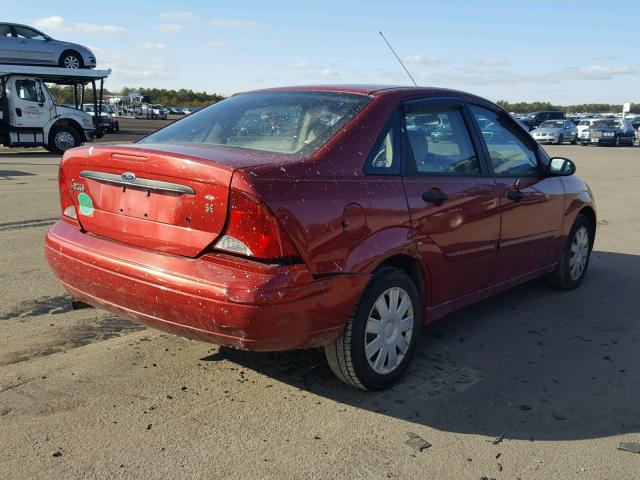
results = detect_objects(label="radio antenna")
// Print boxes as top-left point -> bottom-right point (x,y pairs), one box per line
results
379,31 -> 417,87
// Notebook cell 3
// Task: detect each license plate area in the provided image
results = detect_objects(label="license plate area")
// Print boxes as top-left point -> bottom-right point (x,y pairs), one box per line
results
97,183 -> 195,226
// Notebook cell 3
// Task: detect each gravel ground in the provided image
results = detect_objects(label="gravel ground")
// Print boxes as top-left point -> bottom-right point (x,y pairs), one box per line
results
1,131 -> 639,479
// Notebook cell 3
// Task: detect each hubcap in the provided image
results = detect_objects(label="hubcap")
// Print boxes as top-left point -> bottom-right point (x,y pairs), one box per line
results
54,131 -> 75,151
64,56 -> 80,69
364,287 -> 413,375
569,226 -> 589,280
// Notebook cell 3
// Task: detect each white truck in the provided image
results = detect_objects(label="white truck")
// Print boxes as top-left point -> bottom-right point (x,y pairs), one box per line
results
0,65 -> 111,153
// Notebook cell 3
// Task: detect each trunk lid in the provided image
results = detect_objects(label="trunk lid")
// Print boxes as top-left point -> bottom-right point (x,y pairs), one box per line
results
61,144 -> 289,257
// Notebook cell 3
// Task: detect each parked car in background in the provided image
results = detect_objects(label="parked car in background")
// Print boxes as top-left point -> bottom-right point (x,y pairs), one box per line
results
181,107 -> 193,115
82,104 -> 119,134
151,104 -> 167,120
0,23 -> 96,69
581,118 -> 636,146
522,111 -> 565,130
577,118 -> 601,141
46,85 -> 596,390
631,119 -> 640,146
531,119 -> 577,144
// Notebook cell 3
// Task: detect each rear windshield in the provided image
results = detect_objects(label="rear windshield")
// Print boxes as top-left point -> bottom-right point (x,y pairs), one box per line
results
140,91 -> 371,155
593,119 -> 619,128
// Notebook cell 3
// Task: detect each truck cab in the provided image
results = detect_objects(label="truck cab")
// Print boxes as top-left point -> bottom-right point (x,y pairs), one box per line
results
0,65 -> 111,153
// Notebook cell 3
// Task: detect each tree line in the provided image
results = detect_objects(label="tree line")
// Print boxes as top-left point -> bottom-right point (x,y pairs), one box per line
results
497,100 -> 640,114
46,85 -> 225,107
44,85 -> 639,113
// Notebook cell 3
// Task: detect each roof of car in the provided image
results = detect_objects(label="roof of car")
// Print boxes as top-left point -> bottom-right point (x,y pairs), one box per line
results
244,84 -> 480,98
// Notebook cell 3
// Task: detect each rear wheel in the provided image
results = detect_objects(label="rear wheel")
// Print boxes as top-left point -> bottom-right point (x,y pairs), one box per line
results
48,126 -> 81,154
545,214 -> 593,290
324,267 -> 421,390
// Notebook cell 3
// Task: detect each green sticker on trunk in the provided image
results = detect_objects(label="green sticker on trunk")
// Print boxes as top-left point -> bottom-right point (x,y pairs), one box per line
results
78,192 -> 94,216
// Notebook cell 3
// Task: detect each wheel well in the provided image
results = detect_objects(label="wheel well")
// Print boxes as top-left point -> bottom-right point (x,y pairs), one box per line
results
50,119 -> 85,141
375,254 -> 425,301
579,206 -> 596,246
59,49 -> 83,66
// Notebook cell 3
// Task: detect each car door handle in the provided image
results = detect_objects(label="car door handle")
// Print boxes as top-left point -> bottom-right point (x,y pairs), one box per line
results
15,108 -> 21,117
422,190 -> 448,203
506,190 -> 524,202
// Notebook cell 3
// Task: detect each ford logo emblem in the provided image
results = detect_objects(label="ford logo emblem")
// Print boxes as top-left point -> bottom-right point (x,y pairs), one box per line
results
121,172 -> 136,183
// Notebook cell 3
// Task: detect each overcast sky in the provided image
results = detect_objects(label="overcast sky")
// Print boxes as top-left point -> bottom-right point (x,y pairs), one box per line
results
4,0 -> 638,104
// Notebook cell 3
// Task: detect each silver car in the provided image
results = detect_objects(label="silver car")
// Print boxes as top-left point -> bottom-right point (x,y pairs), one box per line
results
0,23 -> 96,69
531,119 -> 577,144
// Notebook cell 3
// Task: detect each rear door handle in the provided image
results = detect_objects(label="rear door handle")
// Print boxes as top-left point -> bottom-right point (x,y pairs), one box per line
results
506,190 -> 524,202
15,108 -> 22,117
422,191 -> 448,203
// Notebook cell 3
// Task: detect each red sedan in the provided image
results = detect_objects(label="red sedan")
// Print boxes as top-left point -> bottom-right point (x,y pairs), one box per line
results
46,85 -> 596,390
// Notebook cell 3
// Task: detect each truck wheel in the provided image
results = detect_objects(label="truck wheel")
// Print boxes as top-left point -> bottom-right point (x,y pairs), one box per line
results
48,126 -> 81,153
324,267 -> 422,390
59,51 -> 83,69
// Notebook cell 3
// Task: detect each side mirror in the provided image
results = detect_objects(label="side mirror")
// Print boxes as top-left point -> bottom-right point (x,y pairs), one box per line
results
549,157 -> 576,176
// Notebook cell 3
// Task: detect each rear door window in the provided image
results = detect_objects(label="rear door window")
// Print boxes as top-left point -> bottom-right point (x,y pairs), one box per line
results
403,100 -> 481,175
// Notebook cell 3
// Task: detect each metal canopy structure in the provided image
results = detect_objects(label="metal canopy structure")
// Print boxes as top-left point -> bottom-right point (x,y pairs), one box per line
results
0,65 -> 112,133
0,65 -> 111,84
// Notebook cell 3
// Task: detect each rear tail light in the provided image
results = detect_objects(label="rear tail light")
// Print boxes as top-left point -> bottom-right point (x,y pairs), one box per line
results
213,189 -> 300,262
58,162 -> 79,226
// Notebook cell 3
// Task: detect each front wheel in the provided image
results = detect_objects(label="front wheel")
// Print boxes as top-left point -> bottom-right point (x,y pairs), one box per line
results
59,52 -> 82,69
47,126 -> 81,154
557,134 -> 564,145
324,267 -> 421,390
546,214 -> 593,290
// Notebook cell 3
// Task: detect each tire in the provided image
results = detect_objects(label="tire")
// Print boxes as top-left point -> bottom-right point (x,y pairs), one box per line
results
59,51 -> 83,69
571,135 -> 577,145
557,134 -> 564,145
47,126 -> 81,154
545,214 -> 593,290
324,267 -> 422,390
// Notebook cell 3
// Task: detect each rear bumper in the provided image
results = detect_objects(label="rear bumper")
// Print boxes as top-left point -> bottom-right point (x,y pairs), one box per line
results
586,137 -> 616,145
45,221 -> 368,351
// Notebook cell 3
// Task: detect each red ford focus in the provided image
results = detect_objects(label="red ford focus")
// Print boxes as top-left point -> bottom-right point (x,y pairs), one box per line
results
46,85 -> 596,390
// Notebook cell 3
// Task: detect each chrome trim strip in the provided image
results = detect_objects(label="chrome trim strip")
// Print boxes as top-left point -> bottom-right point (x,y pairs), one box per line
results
80,170 -> 195,195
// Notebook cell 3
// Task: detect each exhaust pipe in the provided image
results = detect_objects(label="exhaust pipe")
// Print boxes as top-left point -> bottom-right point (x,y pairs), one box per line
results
71,300 -> 93,310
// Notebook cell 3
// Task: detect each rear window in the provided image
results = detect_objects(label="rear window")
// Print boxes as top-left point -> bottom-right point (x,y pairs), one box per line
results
593,119 -> 619,128
140,91 -> 370,156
